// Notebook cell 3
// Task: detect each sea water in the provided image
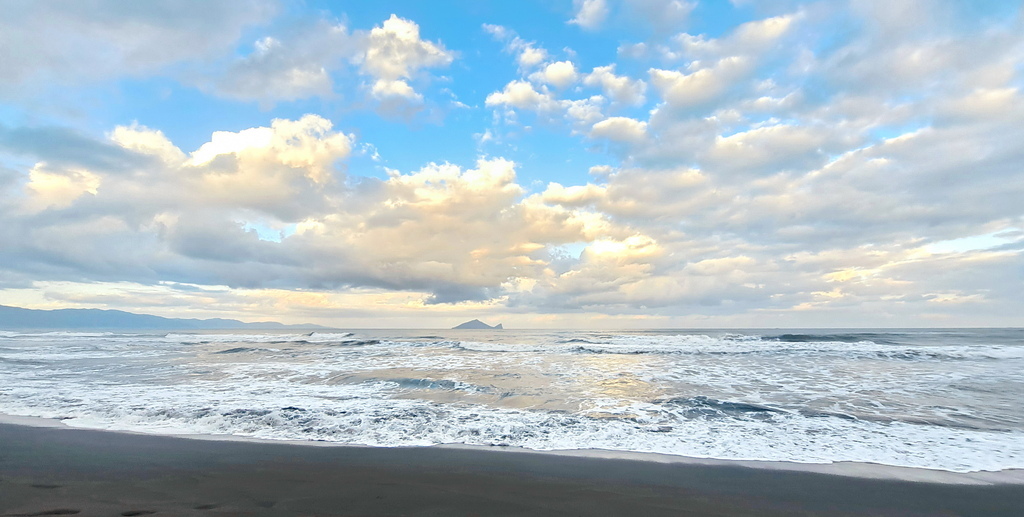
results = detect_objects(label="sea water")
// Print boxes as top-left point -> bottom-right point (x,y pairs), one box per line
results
1,328 -> 1021,472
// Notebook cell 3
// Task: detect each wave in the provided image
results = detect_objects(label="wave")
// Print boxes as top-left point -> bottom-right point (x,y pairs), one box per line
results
307,331 -> 356,339
5,390 -> 1023,473
0,331 -> 120,339
453,334 -> 1024,361
213,347 -> 270,355
659,396 -> 788,420
165,331 -> 358,344
768,333 -> 900,344
386,377 -> 492,394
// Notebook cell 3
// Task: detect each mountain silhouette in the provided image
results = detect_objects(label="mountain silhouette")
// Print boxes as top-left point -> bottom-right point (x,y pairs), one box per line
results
452,319 -> 503,330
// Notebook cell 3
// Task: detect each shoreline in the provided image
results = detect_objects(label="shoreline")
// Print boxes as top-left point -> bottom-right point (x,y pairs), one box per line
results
3,412 -> 1023,487
3,419 -> 1024,516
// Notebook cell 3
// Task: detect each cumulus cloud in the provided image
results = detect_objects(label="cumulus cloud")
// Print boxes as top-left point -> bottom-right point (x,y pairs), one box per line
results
357,14 -> 454,102
531,61 -> 579,89
584,65 -> 647,105
590,117 -> 648,142
485,79 -> 607,135
485,80 -> 562,112
0,116 -> 661,306
699,124 -> 841,177
649,56 -> 753,109
186,115 -> 352,185
24,163 -> 102,211
210,13 -> 454,110
3,94 -> 1024,323
569,0 -> 610,30
634,13 -> 800,113
673,14 -> 797,59
483,26 -> 601,131
0,3 -> 458,113
4,2 -> 1024,326
211,14 -> 454,110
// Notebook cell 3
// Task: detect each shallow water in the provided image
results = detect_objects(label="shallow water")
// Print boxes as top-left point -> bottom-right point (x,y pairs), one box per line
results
1,328 -> 1021,472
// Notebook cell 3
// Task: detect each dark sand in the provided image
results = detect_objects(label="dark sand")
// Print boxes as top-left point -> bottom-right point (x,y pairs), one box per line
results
2,422 -> 1023,516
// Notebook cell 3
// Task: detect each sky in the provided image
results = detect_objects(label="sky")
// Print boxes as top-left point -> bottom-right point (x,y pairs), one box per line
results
0,0 -> 1022,328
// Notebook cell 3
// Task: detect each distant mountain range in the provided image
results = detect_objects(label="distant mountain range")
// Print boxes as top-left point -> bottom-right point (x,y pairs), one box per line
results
452,319 -> 503,330
0,305 -> 324,330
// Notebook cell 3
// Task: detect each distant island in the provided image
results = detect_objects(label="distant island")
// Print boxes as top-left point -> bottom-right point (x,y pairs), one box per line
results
0,305 -> 324,330
452,319 -> 503,330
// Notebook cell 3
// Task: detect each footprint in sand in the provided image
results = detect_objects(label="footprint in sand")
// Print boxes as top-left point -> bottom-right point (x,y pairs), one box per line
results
120,511 -> 155,516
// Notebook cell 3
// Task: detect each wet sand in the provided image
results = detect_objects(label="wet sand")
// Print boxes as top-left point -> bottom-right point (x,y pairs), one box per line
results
2,422 -> 1023,516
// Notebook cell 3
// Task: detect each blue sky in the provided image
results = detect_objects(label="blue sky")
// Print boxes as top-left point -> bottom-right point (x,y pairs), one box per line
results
0,0 -> 1022,328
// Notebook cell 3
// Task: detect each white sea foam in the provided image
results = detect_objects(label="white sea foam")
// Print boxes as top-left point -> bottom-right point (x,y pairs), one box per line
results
1,328 -> 1022,472
163,331 -> 357,344
454,333 -> 1024,360
2,378 -> 1022,473
0,331 -> 121,339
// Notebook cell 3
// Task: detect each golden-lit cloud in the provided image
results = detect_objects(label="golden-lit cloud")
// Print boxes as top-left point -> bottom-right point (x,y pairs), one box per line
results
1,1 -> 1023,327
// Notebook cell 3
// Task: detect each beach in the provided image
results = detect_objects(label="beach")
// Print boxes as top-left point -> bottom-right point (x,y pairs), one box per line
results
3,328 -> 1024,515
2,419 -> 1023,517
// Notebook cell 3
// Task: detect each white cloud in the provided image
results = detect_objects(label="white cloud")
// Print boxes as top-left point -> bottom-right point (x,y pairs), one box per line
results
700,124 -> 838,177
3,97 -> 1024,324
360,15 -> 453,82
674,14 -> 797,59
181,11 -> 460,108
209,24 -> 351,104
202,13 -> 454,110
590,117 -> 648,142
481,23 -> 510,40
357,14 -> 454,106
484,80 -> 606,134
649,56 -> 752,109
485,81 -> 561,112
569,0 -> 610,30
25,163 -> 102,211
204,13 -> 456,108
484,24 -> 550,70
4,2 -> 1024,326
732,14 -> 797,49
584,65 -> 647,105
0,117 -> 656,307
937,87 -> 1020,122
623,13 -> 799,113
109,125 -> 186,165
370,79 -> 422,101
531,61 -> 579,89
563,96 -> 608,130
518,46 -> 551,69
188,115 -> 352,185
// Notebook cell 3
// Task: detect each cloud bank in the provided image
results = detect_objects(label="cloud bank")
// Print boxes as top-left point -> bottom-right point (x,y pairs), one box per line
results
0,1 -> 1022,327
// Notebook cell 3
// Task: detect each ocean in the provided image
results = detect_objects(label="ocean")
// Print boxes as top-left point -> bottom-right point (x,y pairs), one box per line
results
1,328 -> 1021,473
